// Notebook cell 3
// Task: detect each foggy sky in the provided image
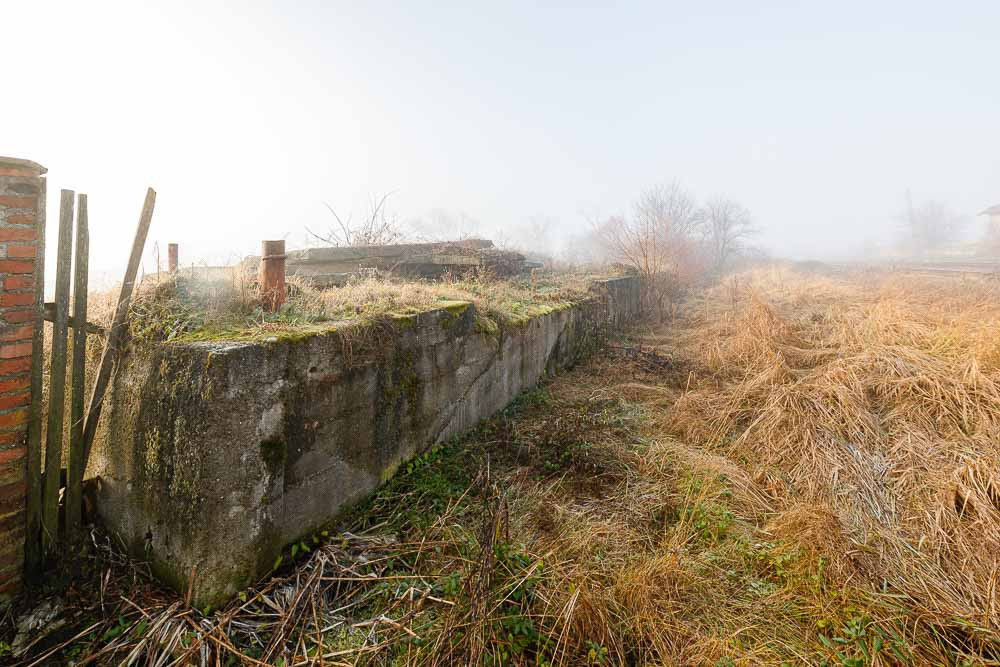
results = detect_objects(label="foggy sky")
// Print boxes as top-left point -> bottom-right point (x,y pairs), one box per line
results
5,1 -> 999,284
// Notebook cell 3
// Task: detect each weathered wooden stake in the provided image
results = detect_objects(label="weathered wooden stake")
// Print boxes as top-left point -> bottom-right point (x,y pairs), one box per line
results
81,188 -> 156,468
41,190 -> 74,551
167,243 -> 178,273
66,194 -> 89,538
260,240 -> 286,312
24,176 -> 46,573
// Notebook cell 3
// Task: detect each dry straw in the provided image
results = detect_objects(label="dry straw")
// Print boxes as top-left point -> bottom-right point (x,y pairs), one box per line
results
669,265 -> 1000,650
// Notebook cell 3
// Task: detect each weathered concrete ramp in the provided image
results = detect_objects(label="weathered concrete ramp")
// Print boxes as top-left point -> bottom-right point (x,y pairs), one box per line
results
89,277 -> 639,606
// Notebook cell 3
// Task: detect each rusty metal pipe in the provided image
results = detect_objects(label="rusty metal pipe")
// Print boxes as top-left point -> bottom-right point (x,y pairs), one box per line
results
259,240 -> 286,312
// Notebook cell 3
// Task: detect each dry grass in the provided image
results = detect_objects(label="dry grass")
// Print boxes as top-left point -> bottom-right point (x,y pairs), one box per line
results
36,288 -> 117,457
125,269 -> 604,343
291,269 -> 599,326
10,263 -> 1000,665
666,264 -> 1000,659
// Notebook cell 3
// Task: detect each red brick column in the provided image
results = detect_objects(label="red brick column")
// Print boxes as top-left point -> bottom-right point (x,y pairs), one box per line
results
0,156 -> 45,604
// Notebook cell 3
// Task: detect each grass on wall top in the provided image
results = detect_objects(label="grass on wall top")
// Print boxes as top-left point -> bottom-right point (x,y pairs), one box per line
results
125,268 -> 615,344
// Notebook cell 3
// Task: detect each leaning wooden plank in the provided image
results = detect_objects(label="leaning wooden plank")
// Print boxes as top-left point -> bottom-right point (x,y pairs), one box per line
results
81,188 -> 156,467
42,189 -> 74,552
24,176 -> 47,573
66,194 -> 89,539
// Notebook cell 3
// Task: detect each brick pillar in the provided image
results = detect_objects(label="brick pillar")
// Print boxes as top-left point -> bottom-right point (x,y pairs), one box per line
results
0,156 -> 45,604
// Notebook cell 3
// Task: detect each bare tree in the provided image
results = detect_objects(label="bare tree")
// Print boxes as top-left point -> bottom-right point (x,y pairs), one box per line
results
307,192 -> 403,247
899,193 -> 967,255
594,181 -> 704,319
701,196 -> 757,273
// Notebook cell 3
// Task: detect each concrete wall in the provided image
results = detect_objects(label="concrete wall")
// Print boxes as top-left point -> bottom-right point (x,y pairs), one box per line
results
89,276 -> 640,606
0,157 -> 45,605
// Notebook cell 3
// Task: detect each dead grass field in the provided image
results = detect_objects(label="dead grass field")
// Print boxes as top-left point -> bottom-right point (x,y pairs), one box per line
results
7,264 -> 1000,665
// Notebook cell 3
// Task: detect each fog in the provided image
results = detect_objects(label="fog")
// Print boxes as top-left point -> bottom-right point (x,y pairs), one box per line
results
4,1 -> 999,286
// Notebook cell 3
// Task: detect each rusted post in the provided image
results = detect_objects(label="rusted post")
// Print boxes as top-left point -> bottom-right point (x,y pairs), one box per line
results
167,243 -> 178,273
259,240 -> 286,312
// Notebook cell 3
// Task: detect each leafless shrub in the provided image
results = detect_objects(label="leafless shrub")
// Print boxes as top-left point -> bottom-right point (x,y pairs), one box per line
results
307,192 -> 404,247
594,182 -> 706,320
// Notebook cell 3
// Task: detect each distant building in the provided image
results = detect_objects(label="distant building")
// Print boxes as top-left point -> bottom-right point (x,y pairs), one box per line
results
981,204 -> 1000,237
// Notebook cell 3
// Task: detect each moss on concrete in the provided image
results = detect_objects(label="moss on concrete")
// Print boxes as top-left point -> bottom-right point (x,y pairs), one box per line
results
163,294 -> 587,349
441,300 -> 472,315
475,315 -> 500,336
389,312 -> 419,331
172,323 -> 337,344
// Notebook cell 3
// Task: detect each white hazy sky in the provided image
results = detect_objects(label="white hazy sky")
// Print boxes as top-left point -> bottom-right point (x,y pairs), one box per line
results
4,1 -> 999,284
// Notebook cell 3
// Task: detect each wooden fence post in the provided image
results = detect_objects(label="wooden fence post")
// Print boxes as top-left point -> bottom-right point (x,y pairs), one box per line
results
41,190 -> 73,552
167,243 -> 178,274
66,194 -> 88,538
260,240 -> 286,312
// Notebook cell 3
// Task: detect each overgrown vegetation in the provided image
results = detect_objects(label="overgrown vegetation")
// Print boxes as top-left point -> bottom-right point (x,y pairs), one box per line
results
668,264 -> 1000,659
9,264 -> 1000,665
126,269 -> 606,344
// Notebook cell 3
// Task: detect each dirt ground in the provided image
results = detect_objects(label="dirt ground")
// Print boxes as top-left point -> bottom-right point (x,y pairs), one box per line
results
5,264 -> 1000,665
